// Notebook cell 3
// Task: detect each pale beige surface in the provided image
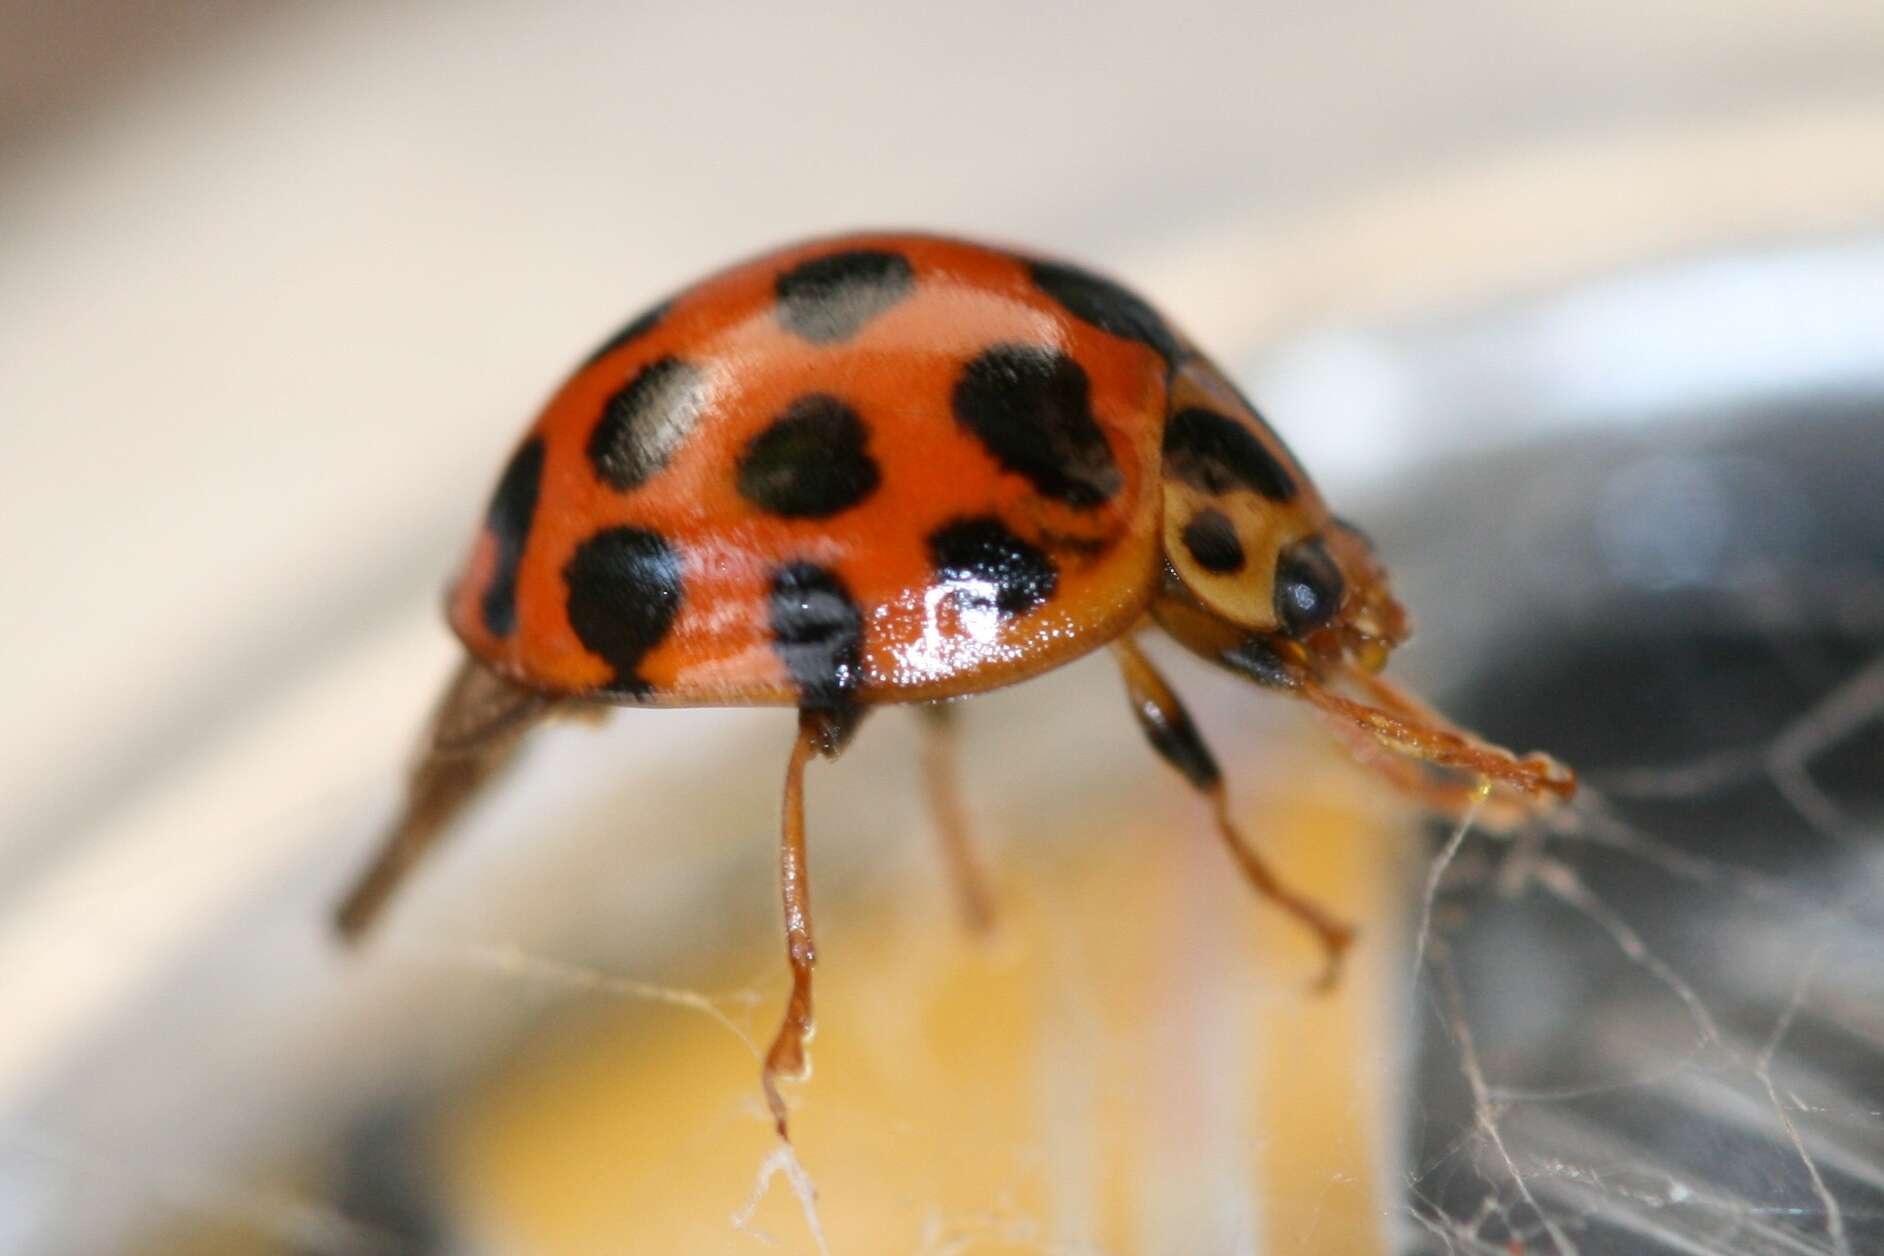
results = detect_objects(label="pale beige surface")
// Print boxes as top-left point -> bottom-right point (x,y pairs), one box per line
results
440,754 -> 1411,1256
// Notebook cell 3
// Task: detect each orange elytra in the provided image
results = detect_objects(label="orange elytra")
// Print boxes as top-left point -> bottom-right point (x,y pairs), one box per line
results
337,231 -> 1574,1140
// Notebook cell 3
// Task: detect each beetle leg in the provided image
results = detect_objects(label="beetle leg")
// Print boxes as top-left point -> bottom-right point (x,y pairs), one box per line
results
1153,588 -> 1573,808
916,704 -> 996,933
762,707 -> 864,1141
1111,635 -> 1354,989
1298,662 -> 1577,803
762,718 -> 818,1141
1285,656 -> 1536,823
1311,706 -> 1536,826
335,660 -> 560,941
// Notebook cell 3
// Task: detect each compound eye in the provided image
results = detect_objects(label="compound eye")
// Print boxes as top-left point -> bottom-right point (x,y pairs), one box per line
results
1273,535 -> 1345,636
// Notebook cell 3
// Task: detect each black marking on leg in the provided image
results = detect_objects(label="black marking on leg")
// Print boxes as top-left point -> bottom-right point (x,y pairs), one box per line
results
1163,407 -> 1296,502
563,527 -> 683,696
1274,535 -> 1345,636
1026,257 -> 1179,365
775,249 -> 915,344
769,562 -> 865,711
1179,507 -> 1246,574
1221,636 -> 1297,690
480,437 -> 545,637
928,517 -> 1059,619
952,344 -> 1122,509
581,300 -> 669,366
802,704 -> 865,759
586,356 -> 709,491
736,394 -> 881,518
1128,688 -> 1223,791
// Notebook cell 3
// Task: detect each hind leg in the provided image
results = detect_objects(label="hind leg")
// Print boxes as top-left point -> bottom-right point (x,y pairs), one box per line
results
335,660 -> 561,941
1111,635 -> 1354,988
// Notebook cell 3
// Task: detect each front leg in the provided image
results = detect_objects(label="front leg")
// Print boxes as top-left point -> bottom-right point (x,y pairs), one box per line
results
1151,588 -> 1574,812
1111,634 -> 1354,988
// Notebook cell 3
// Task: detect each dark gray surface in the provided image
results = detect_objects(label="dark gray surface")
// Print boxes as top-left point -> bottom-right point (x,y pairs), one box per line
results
1398,402 -> 1884,1255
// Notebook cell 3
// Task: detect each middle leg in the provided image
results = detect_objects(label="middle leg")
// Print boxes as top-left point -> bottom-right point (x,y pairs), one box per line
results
916,703 -> 997,933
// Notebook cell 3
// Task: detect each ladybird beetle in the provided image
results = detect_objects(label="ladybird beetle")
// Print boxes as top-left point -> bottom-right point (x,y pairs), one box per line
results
337,231 -> 1574,1139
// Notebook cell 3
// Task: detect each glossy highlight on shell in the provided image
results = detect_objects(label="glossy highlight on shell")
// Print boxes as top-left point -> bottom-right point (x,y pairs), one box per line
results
343,229 -> 1577,1150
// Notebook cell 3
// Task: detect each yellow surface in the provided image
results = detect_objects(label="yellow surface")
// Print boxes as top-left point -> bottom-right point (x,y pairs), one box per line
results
441,752 -> 1412,1255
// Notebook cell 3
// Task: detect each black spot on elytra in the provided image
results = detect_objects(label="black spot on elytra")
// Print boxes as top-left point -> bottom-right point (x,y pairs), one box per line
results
769,563 -> 864,710
480,438 -> 545,637
582,300 -> 668,366
774,249 -> 915,344
1162,407 -> 1296,502
736,395 -> 881,518
1027,258 -> 1179,365
1274,535 -> 1345,636
1179,507 -> 1245,574
952,344 -> 1122,509
563,527 -> 683,696
586,356 -> 709,491
928,517 -> 1059,619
